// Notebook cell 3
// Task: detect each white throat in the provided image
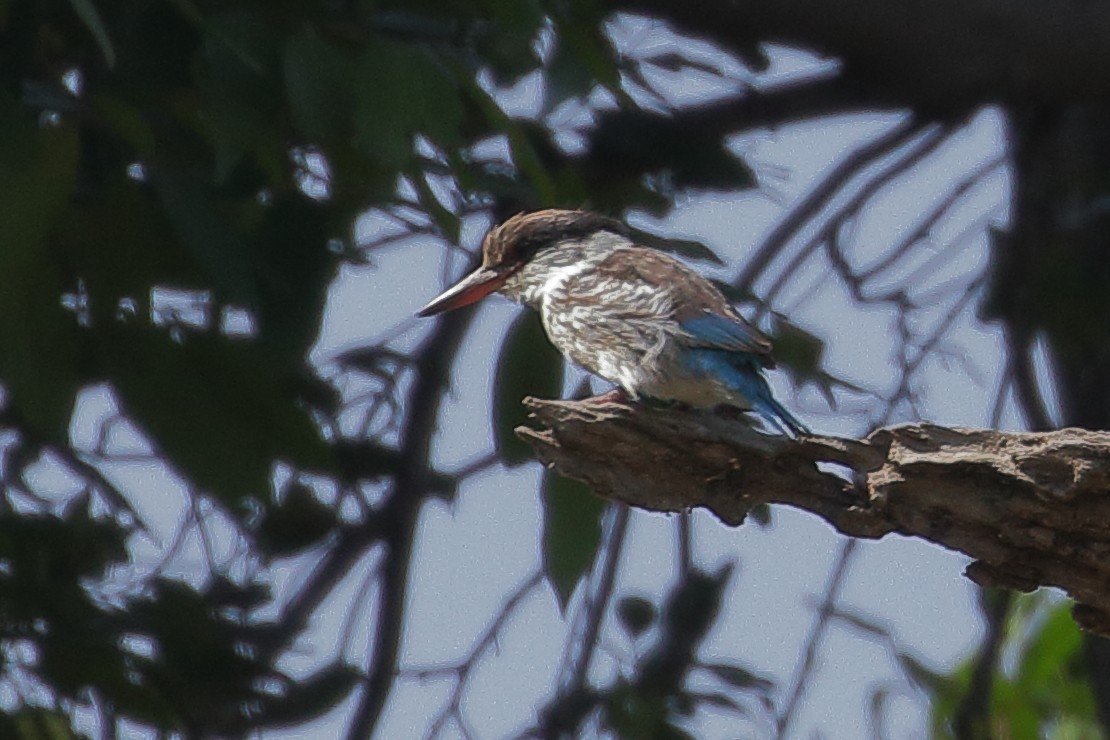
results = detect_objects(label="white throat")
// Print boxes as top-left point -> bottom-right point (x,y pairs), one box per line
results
532,261 -> 593,307
501,230 -> 631,308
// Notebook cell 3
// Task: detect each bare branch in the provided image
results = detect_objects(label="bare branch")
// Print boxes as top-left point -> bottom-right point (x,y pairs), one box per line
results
856,156 -> 1006,286
517,398 -> 1110,635
755,122 -> 951,316
403,570 -> 545,740
776,539 -> 858,738
562,505 -> 630,691
1008,329 -> 1055,433
348,308 -> 477,739
607,0 -> 1110,108
733,119 -> 923,295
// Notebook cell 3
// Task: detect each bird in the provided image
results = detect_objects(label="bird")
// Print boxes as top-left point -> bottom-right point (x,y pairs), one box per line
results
417,209 -> 807,436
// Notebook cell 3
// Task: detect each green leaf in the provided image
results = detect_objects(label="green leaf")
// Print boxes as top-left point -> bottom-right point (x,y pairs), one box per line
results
246,194 -> 339,361
206,574 -> 271,612
90,93 -> 155,156
147,161 -> 259,306
124,577 -> 275,727
769,315 -> 841,408
702,662 -> 774,693
545,32 -> 597,108
0,506 -> 128,596
473,0 -> 543,84
657,723 -> 698,740
656,564 -> 733,653
254,664 -> 360,729
0,510 -> 138,724
284,28 -> 355,143
735,42 -> 771,72
493,309 -> 564,467
0,101 -> 81,441
602,680 -> 670,738
63,182 -> 195,319
1,707 -> 84,740
1001,598 -> 1097,727
587,108 -> 755,193
770,317 -> 824,378
98,326 -> 331,505
354,38 -> 464,166
542,470 -> 606,612
551,1 -> 620,95
991,676 -> 1043,740
196,9 -> 289,108
257,481 -> 338,557
463,86 -> 557,203
1014,600 -> 1083,695
617,595 -> 657,640
68,0 -> 115,68
194,11 -> 285,182
748,502 -> 773,528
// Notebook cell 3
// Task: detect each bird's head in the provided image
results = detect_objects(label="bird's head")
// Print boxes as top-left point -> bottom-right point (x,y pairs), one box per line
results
417,209 -> 625,316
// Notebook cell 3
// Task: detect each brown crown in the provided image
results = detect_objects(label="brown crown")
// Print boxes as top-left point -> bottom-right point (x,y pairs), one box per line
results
481,209 -> 626,267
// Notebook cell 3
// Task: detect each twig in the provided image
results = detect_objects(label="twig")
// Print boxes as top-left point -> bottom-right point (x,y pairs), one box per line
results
562,504 -> 632,692
447,451 -> 502,480
340,558 -> 385,659
757,124 -> 951,317
347,307 -> 476,739
677,512 -> 693,578
952,589 -> 1012,739
989,372 -> 1012,430
776,539 -> 858,738
856,155 -> 1006,284
192,495 -> 220,574
61,446 -> 152,535
410,570 -> 546,740
878,275 -> 985,425
1007,329 -> 1053,432
733,118 -> 922,295
896,207 -> 1003,297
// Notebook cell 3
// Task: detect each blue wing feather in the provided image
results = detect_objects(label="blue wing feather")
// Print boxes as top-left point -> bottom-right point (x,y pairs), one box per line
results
679,311 -> 769,355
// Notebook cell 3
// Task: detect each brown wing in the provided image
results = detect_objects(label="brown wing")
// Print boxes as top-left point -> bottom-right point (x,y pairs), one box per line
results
593,247 -> 774,359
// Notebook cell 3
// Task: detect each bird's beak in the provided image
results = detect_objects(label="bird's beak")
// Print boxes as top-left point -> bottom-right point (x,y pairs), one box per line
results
417,266 -> 511,317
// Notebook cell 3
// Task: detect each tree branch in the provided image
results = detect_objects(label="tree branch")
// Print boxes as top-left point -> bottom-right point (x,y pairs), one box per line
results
347,308 -> 476,739
517,398 -> 1110,634
607,0 -> 1110,109
733,118 -> 923,295
776,539 -> 857,738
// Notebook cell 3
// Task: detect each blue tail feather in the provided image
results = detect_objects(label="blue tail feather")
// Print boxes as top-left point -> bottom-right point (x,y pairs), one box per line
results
750,393 -> 809,438
683,348 -> 808,437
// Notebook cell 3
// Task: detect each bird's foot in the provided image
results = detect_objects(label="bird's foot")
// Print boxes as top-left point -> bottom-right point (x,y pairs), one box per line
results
582,388 -> 631,404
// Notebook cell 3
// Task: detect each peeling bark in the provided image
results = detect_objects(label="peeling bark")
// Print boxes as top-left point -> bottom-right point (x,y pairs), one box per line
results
517,397 -> 1110,634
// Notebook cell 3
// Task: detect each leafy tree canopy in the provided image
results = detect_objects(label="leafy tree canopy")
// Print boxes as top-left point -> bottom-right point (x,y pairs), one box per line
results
2,0 -> 1109,737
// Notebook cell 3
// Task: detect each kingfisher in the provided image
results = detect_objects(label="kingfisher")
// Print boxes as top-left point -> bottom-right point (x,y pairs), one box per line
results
417,209 -> 807,436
